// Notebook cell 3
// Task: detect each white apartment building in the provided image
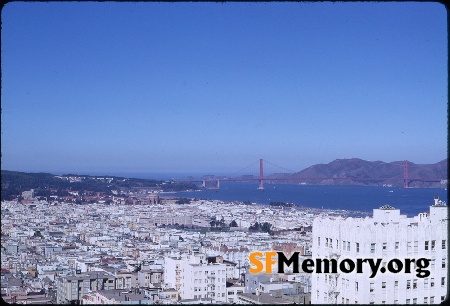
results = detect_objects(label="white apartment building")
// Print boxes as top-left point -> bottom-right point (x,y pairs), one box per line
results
165,252 -> 206,292
312,196 -> 448,304
164,252 -> 227,302
182,262 -> 227,302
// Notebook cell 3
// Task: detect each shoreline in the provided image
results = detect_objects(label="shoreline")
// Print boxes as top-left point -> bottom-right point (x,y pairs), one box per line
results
165,183 -> 447,218
176,197 -> 374,219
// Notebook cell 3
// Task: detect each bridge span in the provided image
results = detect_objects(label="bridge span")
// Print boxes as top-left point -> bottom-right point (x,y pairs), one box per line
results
180,159 -> 444,189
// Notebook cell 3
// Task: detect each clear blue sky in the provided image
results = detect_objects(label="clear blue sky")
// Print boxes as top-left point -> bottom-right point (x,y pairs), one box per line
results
1,2 -> 447,176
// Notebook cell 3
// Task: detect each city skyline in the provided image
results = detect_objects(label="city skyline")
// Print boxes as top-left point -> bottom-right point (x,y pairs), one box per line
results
1,2 -> 447,174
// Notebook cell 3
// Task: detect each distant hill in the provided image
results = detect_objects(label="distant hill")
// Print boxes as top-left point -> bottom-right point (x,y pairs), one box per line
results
267,158 -> 448,188
2,158 -> 447,200
0,170 -> 197,201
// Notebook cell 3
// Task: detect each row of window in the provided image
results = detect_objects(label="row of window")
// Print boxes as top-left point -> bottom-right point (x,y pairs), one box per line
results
317,292 -> 445,304
193,278 -> 226,283
403,296 -> 446,304
227,290 -> 243,295
318,238 -> 447,252
425,240 -> 446,250
369,297 -> 445,304
369,277 -> 446,291
144,274 -> 161,280
320,276 -> 447,293
193,293 -> 225,299
193,270 -> 226,276
193,285 -> 225,291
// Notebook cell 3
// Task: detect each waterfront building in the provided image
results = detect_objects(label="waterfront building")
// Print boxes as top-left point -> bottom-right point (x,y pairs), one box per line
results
312,197 -> 448,304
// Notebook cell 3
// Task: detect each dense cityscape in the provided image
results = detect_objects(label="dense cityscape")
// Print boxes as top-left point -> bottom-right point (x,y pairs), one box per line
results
2,2 -> 447,305
1,174 -> 448,304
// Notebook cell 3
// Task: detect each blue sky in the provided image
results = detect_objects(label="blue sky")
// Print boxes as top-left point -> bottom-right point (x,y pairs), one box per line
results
1,2 -> 447,176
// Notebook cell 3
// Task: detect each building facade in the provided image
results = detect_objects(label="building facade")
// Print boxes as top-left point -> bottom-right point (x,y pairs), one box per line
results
312,197 -> 448,304
56,271 -> 115,304
151,215 -> 193,226
164,252 -> 227,302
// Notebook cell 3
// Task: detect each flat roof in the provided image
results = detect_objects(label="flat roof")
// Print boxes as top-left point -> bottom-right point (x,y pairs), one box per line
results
238,292 -> 291,304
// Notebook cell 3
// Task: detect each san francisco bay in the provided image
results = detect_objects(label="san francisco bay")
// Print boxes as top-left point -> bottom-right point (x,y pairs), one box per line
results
172,182 -> 448,217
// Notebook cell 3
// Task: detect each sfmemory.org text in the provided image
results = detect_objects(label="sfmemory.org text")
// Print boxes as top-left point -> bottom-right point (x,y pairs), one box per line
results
249,252 -> 431,278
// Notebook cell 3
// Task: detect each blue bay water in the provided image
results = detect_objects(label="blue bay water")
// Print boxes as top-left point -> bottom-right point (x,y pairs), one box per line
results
171,182 -> 448,217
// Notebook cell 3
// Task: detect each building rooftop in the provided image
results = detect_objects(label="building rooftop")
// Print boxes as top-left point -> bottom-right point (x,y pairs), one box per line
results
238,292 -> 292,304
379,204 -> 396,210
97,289 -> 151,302
61,271 -> 113,281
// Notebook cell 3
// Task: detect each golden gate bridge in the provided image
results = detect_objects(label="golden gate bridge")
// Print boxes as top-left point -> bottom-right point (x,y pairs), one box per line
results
179,159 -> 444,190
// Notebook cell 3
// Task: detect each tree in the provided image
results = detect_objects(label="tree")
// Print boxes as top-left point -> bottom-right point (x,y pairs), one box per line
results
261,222 -> 273,233
249,222 -> 274,235
249,222 -> 260,232
176,198 -> 191,204
133,264 -> 141,272
229,220 -> 238,227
